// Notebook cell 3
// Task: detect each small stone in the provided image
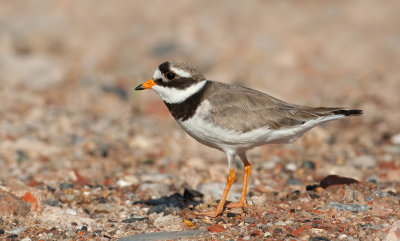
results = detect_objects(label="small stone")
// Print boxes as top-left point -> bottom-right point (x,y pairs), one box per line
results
390,133 -> 400,145
326,201 -> 369,213
385,221 -> 400,241
352,155 -> 376,169
251,196 -> 266,207
365,196 -> 374,202
0,191 -> 30,216
285,162 -> 297,172
6,226 -> 25,235
147,204 -> 167,215
153,215 -> 184,231
301,160 -> 316,170
184,219 -> 194,227
117,176 -> 140,188
44,199 -> 61,207
287,179 -> 302,185
15,150 -> 29,164
275,221 -> 286,226
98,197 -> 107,203
7,234 -> 18,239
226,212 -> 236,218
207,224 -> 226,233
320,175 -> 358,189
141,174 -> 172,184
308,236 -> 330,241
118,230 -> 208,241
137,183 -> 171,199
59,192 -> 76,203
0,229 -> 4,234
122,217 -> 146,223
228,207 -> 243,215
47,185 -> 56,192
306,185 -> 319,191
60,183 -> 74,190
343,188 -> 354,202
65,209 -> 77,215
244,217 -> 255,224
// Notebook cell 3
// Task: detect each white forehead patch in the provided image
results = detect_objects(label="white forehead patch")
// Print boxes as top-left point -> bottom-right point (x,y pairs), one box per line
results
152,80 -> 207,104
152,69 -> 163,80
170,67 -> 192,78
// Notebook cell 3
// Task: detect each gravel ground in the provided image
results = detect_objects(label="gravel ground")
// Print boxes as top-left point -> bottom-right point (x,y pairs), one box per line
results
1,1 -> 400,240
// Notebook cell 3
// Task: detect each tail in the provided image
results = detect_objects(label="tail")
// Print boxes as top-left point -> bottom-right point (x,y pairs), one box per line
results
332,109 -> 363,116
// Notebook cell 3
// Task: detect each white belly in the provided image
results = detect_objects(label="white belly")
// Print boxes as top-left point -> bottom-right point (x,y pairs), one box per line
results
177,100 -> 345,154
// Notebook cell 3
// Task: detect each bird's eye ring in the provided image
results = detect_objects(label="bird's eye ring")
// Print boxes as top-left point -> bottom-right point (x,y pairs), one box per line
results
165,72 -> 176,80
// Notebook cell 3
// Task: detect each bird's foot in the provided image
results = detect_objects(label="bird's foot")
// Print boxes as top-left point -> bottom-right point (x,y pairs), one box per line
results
226,200 -> 247,209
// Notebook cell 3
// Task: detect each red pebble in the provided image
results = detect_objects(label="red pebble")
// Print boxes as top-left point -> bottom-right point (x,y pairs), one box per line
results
207,224 -> 226,233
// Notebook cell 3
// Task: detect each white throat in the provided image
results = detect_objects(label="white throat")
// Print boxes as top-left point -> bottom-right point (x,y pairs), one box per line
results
152,80 -> 208,104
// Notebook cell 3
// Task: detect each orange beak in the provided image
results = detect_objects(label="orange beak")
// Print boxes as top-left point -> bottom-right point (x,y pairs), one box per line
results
135,79 -> 156,90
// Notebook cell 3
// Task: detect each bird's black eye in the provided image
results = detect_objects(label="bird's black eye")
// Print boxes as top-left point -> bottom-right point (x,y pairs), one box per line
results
165,72 -> 176,80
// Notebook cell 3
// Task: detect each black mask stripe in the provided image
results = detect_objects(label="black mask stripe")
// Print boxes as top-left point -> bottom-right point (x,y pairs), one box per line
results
165,81 -> 210,121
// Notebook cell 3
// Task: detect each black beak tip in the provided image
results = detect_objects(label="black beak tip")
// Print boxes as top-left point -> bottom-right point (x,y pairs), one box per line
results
135,84 -> 144,90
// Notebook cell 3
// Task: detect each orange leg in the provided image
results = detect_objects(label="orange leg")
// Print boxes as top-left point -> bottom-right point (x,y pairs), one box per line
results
194,168 -> 236,217
226,154 -> 251,209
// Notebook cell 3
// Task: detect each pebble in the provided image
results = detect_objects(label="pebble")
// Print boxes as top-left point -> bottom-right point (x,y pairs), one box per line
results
285,162 -> 297,172
251,195 -> 266,207
301,160 -> 316,170
320,175 -> 358,189
15,150 -> 29,164
229,207 -> 243,215
309,236 -> 330,241
352,155 -> 376,169
117,176 -> 140,187
118,230 -> 208,241
147,204 -> 167,215
207,224 -> 226,233
137,183 -> 171,199
287,178 -> 303,185
141,174 -> 172,184
44,199 -> 61,207
122,217 -> 146,223
390,133 -> 400,145
385,221 -> 400,241
326,201 -> 369,213
153,215 -> 184,231
6,226 -> 25,235
59,183 -> 74,190
65,209 -> 77,215
244,217 -> 255,224
275,221 -> 286,226
0,228 -> 4,234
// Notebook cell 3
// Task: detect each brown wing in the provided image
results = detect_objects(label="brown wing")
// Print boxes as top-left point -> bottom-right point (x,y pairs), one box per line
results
203,81 -> 344,132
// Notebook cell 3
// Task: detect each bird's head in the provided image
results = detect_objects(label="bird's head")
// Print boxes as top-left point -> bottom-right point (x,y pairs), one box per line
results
135,61 -> 207,104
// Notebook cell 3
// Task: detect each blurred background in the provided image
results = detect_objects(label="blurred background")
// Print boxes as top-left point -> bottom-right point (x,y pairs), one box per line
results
1,0 -> 400,239
1,0 -> 400,187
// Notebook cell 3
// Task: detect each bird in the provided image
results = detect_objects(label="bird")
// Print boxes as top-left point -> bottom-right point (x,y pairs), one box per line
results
135,61 -> 362,217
